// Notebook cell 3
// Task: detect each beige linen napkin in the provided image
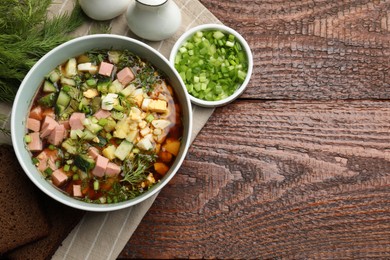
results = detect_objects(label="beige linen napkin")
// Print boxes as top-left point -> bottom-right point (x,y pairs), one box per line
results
0,0 -> 220,259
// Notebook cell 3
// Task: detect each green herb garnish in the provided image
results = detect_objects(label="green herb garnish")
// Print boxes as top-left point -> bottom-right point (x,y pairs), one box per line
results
0,0 -> 87,102
121,153 -> 157,186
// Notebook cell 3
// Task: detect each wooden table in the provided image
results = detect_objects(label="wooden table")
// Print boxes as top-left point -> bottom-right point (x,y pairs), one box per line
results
119,0 -> 390,258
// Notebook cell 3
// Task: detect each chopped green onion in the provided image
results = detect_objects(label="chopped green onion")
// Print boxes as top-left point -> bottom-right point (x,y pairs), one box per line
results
174,29 -> 248,101
73,174 -> 79,181
64,164 -> 70,172
145,114 -> 155,123
32,157 -> 39,165
98,118 -> 108,126
44,167 -> 53,175
24,134 -> 32,143
48,144 -> 56,150
93,179 -> 99,190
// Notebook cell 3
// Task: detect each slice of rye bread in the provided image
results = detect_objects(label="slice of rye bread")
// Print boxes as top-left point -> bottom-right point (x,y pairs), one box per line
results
5,192 -> 85,260
0,145 -> 50,254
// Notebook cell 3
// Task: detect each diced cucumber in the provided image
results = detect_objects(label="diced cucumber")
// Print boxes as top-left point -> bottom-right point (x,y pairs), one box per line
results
74,154 -> 95,172
97,79 -> 111,94
85,121 -> 103,134
114,140 -> 133,161
56,90 -> 71,107
43,80 -> 57,93
38,93 -> 57,108
108,80 -> 124,93
47,69 -> 61,83
91,97 -> 101,113
103,118 -> 116,132
55,104 -> 66,116
111,111 -> 124,120
61,138 -> 78,154
60,76 -> 76,86
82,129 -> 96,140
86,78 -> 97,87
120,84 -> 135,97
66,86 -> 81,101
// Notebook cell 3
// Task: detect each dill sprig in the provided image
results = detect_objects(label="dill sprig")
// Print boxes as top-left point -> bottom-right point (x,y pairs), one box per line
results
0,0 -> 87,102
121,153 -> 157,186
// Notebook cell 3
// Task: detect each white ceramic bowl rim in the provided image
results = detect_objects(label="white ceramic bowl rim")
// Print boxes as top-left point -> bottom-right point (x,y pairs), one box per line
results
169,23 -> 253,108
11,34 -> 192,212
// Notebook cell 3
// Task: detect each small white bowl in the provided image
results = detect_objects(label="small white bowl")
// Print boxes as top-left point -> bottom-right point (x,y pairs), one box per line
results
79,0 -> 131,21
169,24 -> 253,107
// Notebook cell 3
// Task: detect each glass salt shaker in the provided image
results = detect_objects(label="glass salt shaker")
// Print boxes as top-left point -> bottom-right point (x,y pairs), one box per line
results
126,0 -> 182,41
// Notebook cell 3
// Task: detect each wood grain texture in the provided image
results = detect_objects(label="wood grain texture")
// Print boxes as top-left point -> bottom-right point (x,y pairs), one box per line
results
200,0 -> 390,100
120,100 -> 390,259
119,0 -> 390,259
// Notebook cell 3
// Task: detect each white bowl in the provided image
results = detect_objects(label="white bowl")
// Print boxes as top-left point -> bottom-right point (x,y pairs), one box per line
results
169,24 -> 253,107
79,0 -> 131,21
11,34 -> 192,212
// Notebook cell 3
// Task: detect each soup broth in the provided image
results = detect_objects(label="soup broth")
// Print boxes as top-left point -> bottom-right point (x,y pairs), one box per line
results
25,49 -> 183,204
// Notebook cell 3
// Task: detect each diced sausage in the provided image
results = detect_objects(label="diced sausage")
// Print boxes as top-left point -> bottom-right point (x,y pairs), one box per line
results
73,185 -> 82,197
47,124 -> 66,146
59,120 -> 70,130
92,155 -> 109,177
29,106 -> 43,121
28,132 -> 42,152
36,150 -> 58,172
42,108 -> 55,118
116,67 -> 135,86
93,109 -> 111,119
98,61 -> 114,77
40,116 -> 59,138
27,118 -> 41,132
69,112 -> 85,130
88,147 -> 100,159
52,168 -> 68,187
105,162 -> 121,177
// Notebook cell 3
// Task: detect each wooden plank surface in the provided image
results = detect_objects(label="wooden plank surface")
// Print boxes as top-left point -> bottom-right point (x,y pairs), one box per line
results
119,0 -> 390,258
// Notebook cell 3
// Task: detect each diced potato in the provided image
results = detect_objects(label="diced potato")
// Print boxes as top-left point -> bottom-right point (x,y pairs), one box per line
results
148,99 -> 168,113
129,107 -> 142,122
77,62 -> 98,74
146,172 -> 156,184
163,139 -> 180,156
141,98 -> 151,111
113,117 -> 128,139
140,127 -> 150,137
153,128 -> 162,136
64,58 -> 77,77
138,120 -> 147,129
102,145 -> 116,160
83,88 -> 99,99
151,119 -> 171,129
132,88 -> 144,107
137,137 -> 153,151
126,130 -> 138,143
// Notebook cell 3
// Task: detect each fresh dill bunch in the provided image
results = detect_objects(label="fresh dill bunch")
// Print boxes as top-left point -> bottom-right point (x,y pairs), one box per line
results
0,114 -> 10,136
0,0 -> 87,102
